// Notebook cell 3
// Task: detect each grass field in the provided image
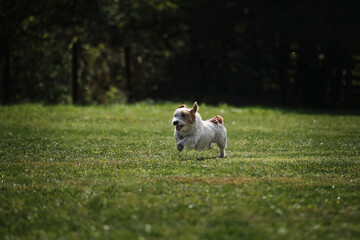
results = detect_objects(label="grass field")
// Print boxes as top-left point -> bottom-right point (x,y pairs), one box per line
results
1,103 -> 360,239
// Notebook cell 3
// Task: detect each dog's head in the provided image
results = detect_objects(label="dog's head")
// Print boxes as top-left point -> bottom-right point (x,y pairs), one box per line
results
172,101 -> 199,131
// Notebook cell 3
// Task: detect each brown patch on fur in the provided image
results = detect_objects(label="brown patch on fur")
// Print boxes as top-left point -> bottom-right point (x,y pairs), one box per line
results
209,115 -> 223,125
189,101 -> 198,121
177,104 -> 187,109
182,110 -> 196,123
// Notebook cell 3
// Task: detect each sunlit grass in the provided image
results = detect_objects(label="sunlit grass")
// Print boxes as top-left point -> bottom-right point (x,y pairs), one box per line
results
1,103 -> 359,239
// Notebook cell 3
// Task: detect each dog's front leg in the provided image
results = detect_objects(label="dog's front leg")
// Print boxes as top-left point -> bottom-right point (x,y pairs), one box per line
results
175,135 -> 184,152
176,139 -> 185,151
177,143 -> 184,152
176,137 -> 196,151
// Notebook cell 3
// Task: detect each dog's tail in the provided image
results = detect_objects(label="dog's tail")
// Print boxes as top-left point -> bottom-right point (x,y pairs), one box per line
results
210,115 -> 224,125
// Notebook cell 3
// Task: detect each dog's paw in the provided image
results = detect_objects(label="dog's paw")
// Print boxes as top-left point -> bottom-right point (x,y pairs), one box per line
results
219,149 -> 226,158
177,143 -> 184,152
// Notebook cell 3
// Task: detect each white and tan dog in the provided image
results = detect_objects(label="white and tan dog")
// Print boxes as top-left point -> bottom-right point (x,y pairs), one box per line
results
172,101 -> 227,157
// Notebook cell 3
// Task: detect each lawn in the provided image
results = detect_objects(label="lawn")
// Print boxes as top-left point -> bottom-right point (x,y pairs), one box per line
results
0,103 -> 359,240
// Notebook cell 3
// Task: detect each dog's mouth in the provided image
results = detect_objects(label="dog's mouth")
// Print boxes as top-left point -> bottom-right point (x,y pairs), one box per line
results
176,125 -> 184,131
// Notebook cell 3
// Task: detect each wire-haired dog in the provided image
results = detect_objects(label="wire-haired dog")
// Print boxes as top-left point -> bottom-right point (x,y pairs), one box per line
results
172,101 -> 227,157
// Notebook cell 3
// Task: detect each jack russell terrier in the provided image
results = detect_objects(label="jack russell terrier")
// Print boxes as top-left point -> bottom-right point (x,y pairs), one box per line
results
172,101 -> 227,157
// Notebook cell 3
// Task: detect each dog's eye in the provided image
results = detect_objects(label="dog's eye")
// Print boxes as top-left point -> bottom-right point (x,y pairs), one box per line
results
181,113 -> 185,118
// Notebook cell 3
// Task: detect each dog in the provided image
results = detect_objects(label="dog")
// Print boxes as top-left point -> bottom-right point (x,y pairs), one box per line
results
172,101 -> 227,157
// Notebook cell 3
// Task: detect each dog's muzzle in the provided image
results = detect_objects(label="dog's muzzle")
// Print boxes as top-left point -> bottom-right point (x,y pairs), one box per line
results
172,120 -> 184,131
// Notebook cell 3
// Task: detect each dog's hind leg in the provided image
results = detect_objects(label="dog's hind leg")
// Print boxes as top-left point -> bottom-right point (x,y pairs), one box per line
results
219,147 -> 226,158
217,136 -> 227,158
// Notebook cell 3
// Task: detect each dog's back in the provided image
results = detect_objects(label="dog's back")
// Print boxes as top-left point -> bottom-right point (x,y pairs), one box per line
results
192,114 -> 227,153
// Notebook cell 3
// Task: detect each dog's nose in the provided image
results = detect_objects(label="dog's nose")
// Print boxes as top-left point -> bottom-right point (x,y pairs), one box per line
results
173,120 -> 178,126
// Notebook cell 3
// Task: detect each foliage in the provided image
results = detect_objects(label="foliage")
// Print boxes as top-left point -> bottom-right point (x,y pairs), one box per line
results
1,103 -> 360,239
1,1 -> 360,105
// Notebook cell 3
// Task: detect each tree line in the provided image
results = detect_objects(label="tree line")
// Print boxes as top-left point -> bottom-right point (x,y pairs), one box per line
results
1,0 -> 360,107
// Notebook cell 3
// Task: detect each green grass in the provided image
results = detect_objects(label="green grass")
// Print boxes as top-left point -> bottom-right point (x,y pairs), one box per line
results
1,103 -> 359,240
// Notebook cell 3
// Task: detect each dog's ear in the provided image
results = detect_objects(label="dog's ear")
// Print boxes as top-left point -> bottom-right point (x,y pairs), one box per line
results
177,104 -> 187,109
188,101 -> 198,122
191,101 -> 198,113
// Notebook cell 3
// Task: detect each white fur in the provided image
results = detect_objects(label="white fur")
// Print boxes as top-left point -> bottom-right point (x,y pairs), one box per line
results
172,103 -> 227,157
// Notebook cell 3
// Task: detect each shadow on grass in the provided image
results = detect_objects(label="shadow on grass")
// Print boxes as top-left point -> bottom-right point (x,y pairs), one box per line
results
180,156 -> 220,161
